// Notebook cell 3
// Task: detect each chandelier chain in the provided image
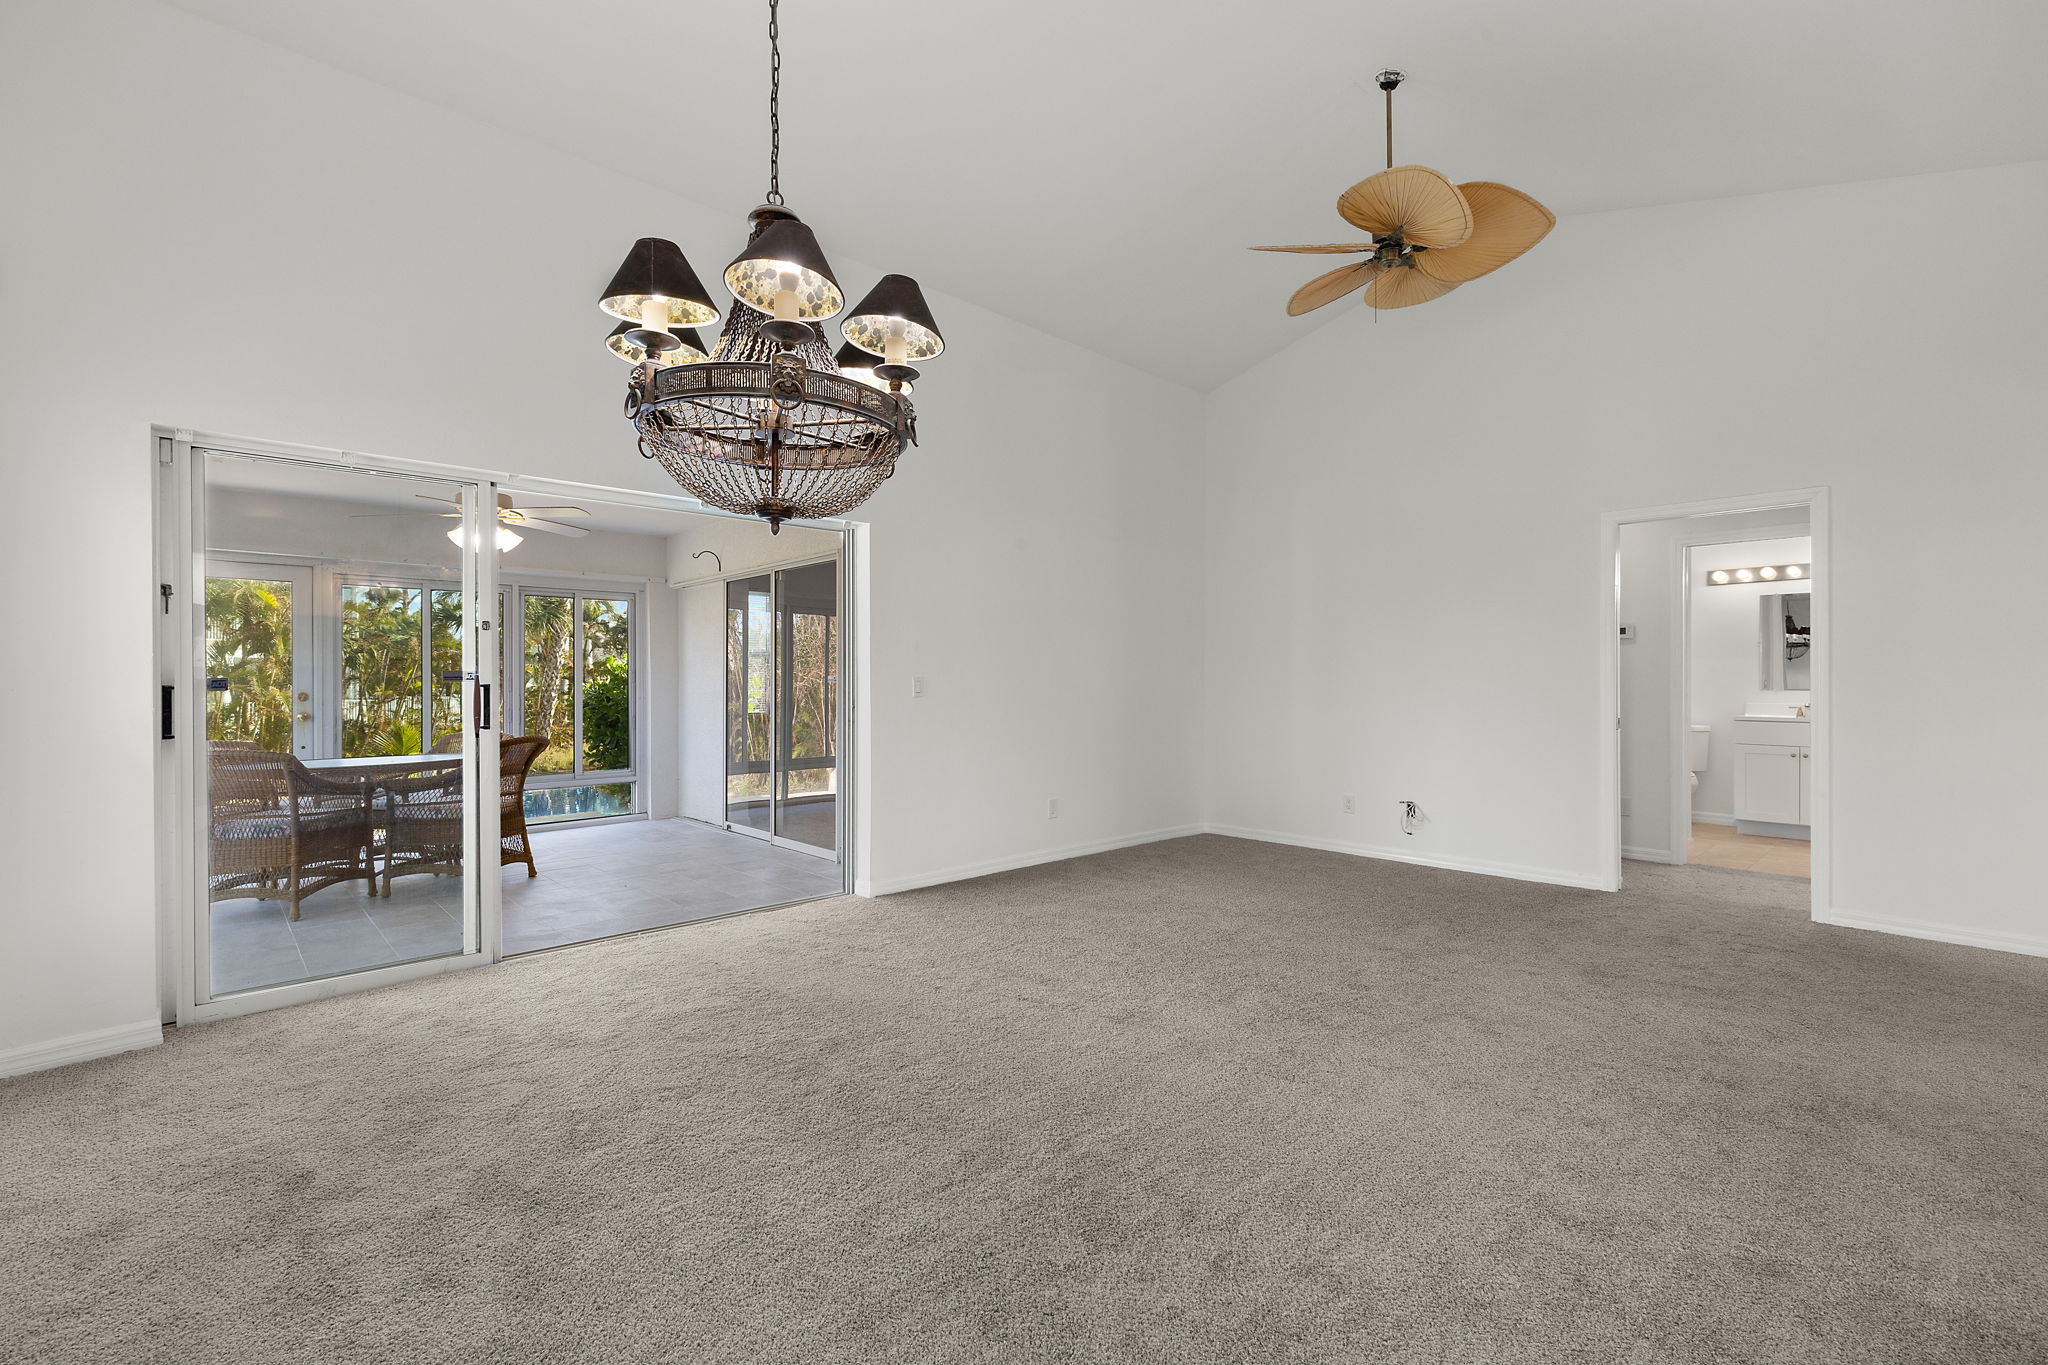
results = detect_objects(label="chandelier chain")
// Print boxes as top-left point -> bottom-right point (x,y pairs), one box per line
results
766,0 -> 784,205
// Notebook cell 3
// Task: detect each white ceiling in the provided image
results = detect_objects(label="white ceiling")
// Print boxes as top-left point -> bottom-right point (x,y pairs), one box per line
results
164,0 -> 2048,389
207,456 -> 718,538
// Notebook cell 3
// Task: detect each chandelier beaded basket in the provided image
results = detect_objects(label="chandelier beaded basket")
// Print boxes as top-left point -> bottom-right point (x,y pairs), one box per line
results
600,0 -> 943,532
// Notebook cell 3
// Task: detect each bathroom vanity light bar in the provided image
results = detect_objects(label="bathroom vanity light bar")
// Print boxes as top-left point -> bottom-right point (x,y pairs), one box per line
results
1706,563 -> 1809,586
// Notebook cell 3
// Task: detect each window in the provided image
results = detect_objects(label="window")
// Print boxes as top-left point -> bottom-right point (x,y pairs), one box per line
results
340,583 -> 425,756
516,587 -> 638,821
336,580 -> 474,757
523,593 -> 576,773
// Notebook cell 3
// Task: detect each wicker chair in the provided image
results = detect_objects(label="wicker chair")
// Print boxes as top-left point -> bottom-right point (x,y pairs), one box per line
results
496,735 -> 548,879
379,735 -> 548,895
207,743 -> 377,920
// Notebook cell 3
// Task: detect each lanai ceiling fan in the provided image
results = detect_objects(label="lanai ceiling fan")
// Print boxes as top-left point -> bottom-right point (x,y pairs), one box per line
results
1253,71 -> 1554,315
351,492 -> 592,550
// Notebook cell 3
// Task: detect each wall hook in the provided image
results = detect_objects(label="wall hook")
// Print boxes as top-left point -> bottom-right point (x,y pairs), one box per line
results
692,550 -> 723,573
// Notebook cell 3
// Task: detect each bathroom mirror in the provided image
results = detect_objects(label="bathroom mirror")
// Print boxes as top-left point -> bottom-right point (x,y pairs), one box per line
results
1759,592 -> 1812,690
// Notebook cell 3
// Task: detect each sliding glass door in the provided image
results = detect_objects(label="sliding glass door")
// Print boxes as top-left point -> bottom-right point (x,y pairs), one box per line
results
190,450 -> 496,1009
775,561 -> 839,853
725,575 -> 775,836
725,559 -> 839,856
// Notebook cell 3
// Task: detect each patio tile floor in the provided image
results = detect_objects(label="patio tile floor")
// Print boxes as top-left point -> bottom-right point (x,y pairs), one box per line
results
208,818 -> 842,996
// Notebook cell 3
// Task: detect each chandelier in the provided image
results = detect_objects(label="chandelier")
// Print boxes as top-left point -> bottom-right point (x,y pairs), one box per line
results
598,0 -> 944,533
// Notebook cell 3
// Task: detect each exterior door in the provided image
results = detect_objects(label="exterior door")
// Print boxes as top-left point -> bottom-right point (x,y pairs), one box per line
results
204,561 -> 314,760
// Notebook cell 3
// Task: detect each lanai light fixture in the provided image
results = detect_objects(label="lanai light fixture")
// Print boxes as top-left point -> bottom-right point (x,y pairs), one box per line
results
599,0 -> 943,532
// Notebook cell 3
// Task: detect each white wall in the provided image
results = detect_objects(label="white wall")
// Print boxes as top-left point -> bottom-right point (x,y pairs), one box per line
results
1616,514 -> 1806,860
1205,158 -> 2048,949
1688,535 -> 1813,822
678,583 -> 728,826
664,519 -> 839,585
0,0 -> 1206,1065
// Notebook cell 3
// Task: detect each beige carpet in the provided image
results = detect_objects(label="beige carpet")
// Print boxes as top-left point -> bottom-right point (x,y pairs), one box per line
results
4,835 -> 2045,1364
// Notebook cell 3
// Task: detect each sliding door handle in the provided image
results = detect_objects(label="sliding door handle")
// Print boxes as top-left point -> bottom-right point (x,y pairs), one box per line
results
475,682 -> 492,732
161,684 -> 175,740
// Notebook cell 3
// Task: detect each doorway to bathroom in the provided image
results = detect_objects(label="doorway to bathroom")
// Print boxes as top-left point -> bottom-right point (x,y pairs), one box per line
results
1599,490 -> 1830,912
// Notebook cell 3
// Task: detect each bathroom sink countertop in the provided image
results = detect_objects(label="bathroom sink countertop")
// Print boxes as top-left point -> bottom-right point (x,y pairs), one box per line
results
1734,714 -> 1809,723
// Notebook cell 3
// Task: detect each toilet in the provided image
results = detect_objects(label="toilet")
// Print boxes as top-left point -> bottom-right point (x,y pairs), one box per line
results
1687,724 -> 1712,796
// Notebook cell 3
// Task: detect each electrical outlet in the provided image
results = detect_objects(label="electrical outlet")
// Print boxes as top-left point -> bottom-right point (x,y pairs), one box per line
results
1047,798 -> 1059,820
1620,796 -> 1632,818
1342,795 -> 1355,814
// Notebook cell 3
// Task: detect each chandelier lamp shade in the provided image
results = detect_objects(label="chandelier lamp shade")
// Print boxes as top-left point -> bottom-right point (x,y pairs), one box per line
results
606,321 -> 710,367
842,274 -> 944,364
601,0 -> 944,533
725,214 -> 844,323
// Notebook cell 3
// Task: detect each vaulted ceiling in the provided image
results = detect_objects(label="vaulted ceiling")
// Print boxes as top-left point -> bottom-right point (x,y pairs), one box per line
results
163,0 -> 2048,389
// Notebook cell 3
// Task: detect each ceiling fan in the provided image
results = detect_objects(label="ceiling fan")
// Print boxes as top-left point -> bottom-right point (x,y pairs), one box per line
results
1253,71 -> 1554,315
351,492 -> 592,548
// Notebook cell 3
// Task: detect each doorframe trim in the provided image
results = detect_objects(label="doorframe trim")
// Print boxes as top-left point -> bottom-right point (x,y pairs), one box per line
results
1598,487 -> 1831,921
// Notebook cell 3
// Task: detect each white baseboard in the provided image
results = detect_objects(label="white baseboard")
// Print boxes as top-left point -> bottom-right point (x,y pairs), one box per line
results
859,824 -> 1205,897
1205,824 -> 1608,891
1621,844 -> 1681,864
1815,909 -> 2048,960
0,1019 -> 162,1079
1690,811 -> 1735,826
1736,819 -> 1811,841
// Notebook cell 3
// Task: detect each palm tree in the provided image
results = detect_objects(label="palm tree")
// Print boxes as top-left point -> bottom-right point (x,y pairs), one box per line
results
205,577 -> 294,750
523,595 -> 574,772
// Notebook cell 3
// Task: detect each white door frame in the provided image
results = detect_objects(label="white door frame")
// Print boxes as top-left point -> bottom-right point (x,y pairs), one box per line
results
154,425 -> 863,1022
1598,487 -> 1831,918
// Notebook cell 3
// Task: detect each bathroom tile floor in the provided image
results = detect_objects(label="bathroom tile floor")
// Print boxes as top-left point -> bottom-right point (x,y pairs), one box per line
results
1687,821 -> 1811,878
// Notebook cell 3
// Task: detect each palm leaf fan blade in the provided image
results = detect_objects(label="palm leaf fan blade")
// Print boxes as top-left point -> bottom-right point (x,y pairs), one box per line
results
1364,267 -> 1457,310
1412,182 -> 1555,285
1250,243 -> 1376,254
1287,262 -> 1381,316
1336,166 -> 1474,249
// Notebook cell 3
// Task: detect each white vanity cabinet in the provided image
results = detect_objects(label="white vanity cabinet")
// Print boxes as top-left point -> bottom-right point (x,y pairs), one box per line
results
1730,718 -> 1811,827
